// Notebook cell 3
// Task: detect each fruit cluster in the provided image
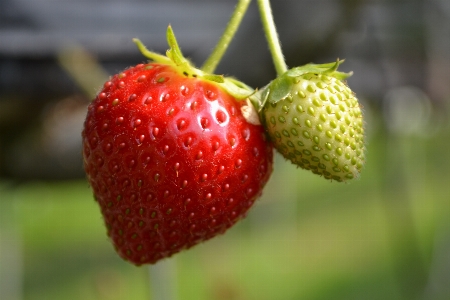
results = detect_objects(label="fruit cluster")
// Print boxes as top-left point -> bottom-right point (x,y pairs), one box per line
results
82,3 -> 365,265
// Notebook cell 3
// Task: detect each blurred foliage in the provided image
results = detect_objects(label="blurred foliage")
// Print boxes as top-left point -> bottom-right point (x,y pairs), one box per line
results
1,111 -> 450,300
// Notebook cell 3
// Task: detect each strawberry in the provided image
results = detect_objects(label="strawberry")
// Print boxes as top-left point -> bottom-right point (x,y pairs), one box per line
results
260,60 -> 364,182
82,27 -> 273,265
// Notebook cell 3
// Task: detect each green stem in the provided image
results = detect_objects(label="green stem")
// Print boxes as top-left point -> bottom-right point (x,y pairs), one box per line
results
201,0 -> 252,73
148,259 -> 178,300
257,0 -> 288,75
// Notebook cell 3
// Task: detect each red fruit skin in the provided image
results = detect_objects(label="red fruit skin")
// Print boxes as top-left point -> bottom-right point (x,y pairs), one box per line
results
82,63 -> 273,265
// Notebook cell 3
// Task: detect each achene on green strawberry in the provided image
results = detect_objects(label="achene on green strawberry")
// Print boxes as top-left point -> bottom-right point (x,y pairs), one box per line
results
82,27 -> 273,265
260,60 -> 364,182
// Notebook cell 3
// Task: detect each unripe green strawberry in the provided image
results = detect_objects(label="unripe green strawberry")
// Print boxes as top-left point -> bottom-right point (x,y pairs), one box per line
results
260,60 -> 365,182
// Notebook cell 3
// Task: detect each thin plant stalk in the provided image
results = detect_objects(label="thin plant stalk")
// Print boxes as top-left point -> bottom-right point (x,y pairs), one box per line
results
201,0 -> 252,73
57,44 -> 109,99
257,0 -> 288,75
148,258 -> 178,300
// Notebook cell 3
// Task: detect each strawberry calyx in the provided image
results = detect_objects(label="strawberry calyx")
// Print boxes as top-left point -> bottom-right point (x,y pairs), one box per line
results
285,59 -> 352,80
259,59 -> 353,110
133,26 -> 262,123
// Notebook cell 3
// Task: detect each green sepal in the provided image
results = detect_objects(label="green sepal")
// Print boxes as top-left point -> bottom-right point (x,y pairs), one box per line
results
259,72 -> 295,108
133,26 -> 262,115
222,77 -> 257,101
261,59 -> 353,107
165,25 -> 190,67
201,74 -> 225,83
132,38 -> 171,64
261,74 -> 292,104
286,59 -> 352,80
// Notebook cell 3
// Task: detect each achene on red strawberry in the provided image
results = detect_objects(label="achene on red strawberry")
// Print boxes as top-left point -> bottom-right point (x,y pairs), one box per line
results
82,27 -> 273,265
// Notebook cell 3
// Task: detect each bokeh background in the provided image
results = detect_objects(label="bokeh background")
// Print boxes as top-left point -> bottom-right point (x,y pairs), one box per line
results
1,0 -> 450,299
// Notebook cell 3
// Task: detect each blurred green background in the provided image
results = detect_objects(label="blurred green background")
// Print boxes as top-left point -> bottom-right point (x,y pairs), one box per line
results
1,1 -> 450,300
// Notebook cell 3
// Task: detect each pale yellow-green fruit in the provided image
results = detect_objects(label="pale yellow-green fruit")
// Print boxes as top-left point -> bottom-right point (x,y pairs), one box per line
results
261,62 -> 365,182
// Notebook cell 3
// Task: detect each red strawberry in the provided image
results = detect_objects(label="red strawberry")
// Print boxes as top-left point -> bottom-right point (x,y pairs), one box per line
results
82,27 -> 273,265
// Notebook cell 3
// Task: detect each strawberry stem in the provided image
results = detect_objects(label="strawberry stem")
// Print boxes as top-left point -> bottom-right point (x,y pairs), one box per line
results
148,260 -> 178,300
201,0 -> 252,74
257,0 -> 288,76
57,44 -> 109,99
